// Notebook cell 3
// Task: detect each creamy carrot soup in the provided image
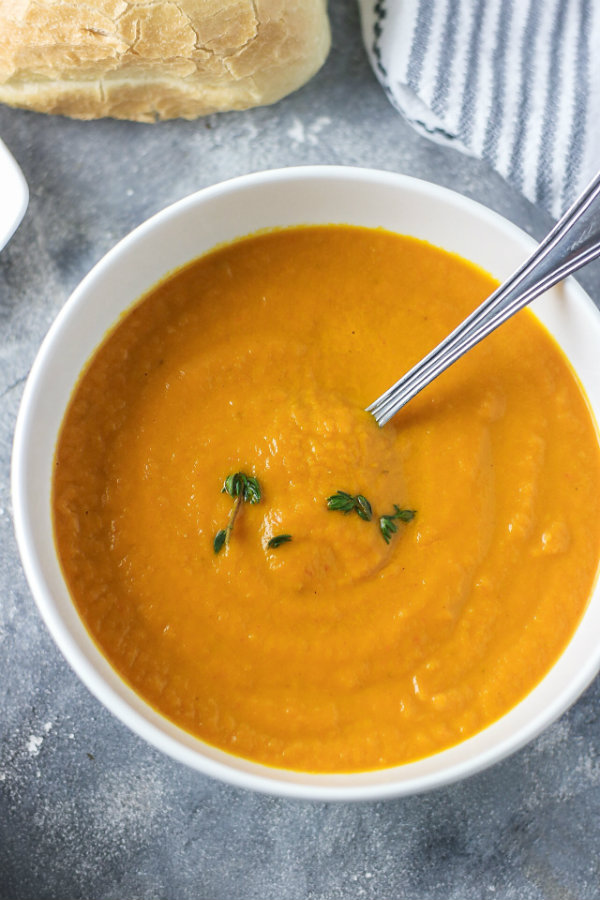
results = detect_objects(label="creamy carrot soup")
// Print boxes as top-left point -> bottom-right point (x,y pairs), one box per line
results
53,226 -> 600,772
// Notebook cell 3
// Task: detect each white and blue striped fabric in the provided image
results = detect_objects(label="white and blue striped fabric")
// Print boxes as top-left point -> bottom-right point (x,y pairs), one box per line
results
358,0 -> 600,218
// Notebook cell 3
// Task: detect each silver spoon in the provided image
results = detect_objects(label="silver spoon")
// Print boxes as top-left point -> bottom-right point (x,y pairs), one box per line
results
367,171 -> 600,427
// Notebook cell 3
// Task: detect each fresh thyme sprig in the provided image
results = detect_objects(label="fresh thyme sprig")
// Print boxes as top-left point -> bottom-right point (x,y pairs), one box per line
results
267,534 -> 293,549
214,472 -> 262,554
327,490 -> 416,544
326,491 -> 372,521
213,474 -> 414,555
379,506 -> 416,544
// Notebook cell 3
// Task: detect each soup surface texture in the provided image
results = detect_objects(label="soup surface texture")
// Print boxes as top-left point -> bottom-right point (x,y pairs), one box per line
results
53,226 -> 600,772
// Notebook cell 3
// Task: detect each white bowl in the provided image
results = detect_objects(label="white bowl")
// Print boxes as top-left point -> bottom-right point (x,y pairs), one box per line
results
12,166 -> 600,800
0,138 -> 28,252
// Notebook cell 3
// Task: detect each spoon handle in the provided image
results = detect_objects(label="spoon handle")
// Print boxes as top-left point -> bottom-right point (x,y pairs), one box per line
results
367,170 -> 600,426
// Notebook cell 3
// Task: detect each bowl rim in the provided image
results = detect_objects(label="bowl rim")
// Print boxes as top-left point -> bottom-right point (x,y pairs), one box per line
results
11,164 -> 600,801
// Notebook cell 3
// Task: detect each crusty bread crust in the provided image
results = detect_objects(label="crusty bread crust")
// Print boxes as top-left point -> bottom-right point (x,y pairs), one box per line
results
0,0 -> 330,121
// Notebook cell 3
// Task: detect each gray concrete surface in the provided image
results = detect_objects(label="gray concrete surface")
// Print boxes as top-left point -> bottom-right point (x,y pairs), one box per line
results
2,3 -> 600,898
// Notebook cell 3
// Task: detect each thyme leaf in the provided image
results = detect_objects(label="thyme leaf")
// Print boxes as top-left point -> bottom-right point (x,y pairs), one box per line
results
267,534 -> 293,549
379,506 -> 416,544
213,529 -> 227,554
327,491 -> 373,521
222,472 -> 261,504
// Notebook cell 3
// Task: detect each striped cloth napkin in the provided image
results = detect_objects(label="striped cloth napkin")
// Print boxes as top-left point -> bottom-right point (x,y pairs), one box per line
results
358,0 -> 600,218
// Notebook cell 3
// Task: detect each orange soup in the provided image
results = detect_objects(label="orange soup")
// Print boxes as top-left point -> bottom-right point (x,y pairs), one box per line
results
53,226 -> 600,772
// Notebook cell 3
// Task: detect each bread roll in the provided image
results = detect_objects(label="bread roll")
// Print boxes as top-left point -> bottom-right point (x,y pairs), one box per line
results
0,0 -> 330,121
